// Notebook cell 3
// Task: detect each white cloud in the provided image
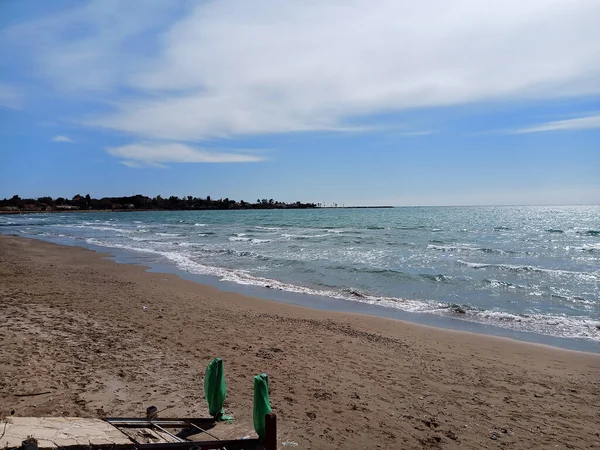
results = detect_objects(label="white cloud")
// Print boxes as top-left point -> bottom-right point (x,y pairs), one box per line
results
0,84 -> 21,109
4,0 -> 600,141
516,115 -> 600,134
106,143 -> 265,167
52,135 -> 74,143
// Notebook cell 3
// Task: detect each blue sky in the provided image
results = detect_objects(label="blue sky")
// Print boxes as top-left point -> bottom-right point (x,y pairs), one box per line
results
0,0 -> 599,206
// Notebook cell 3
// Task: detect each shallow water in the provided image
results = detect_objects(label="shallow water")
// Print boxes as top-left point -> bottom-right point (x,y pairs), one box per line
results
2,205 -> 599,343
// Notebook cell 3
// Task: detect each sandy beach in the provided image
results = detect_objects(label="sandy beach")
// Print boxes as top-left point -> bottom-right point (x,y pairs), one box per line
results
1,235 -> 599,449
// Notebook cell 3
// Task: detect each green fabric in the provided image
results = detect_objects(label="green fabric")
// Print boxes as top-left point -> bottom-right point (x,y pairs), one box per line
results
204,358 -> 227,418
253,373 -> 272,439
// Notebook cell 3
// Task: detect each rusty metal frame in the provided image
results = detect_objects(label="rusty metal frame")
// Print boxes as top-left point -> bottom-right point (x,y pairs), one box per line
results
105,413 -> 276,450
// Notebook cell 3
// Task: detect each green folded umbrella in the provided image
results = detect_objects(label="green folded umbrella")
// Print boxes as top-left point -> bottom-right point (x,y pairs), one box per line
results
253,373 -> 272,439
204,358 -> 227,418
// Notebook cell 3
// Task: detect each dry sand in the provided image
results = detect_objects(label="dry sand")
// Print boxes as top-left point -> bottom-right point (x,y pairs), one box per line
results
0,235 -> 599,449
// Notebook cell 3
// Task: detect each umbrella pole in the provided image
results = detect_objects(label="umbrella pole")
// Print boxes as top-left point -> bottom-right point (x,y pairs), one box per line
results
264,413 -> 277,450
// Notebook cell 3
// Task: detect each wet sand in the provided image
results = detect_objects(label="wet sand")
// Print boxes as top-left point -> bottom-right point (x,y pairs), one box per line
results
1,235 -> 598,449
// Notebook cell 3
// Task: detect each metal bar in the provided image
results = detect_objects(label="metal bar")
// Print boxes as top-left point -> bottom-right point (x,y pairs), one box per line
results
150,422 -> 185,443
264,413 -> 277,450
187,423 -> 221,441
105,418 -> 216,428
137,439 -> 262,450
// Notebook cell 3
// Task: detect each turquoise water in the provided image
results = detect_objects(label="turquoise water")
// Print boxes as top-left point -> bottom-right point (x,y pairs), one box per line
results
2,206 -> 599,343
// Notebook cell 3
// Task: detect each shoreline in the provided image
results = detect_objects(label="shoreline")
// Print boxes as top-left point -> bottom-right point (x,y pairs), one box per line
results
1,235 -> 599,448
10,231 -> 600,353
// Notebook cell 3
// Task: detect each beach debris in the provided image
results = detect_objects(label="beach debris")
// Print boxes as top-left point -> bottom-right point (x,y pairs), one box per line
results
449,303 -> 467,314
345,289 -> 366,298
146,405 -> 158,419
14,391 -> 52,397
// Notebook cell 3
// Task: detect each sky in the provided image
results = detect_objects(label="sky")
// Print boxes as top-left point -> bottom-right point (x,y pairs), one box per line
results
0,0 -> 599,206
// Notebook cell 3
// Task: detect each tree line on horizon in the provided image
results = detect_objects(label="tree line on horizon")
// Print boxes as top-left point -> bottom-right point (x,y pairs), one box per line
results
0,194 -> 318,212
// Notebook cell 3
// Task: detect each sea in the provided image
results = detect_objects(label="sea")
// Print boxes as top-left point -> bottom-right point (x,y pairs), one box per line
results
2,206 -> 599,350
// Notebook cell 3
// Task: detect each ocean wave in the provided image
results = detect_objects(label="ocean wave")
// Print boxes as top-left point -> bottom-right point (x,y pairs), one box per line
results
194,223 -> 207,227
64,224 -> 135,234
578,244 -> 600,253
420,273 -> 453,283
281,233 -> 329,239
483,279 -> 525,289
0,222 -> 49,227
436,305 -> 599,340
546,229 -> 564,233
229,236 -> 271,243
457,260 -> 599,280
255,226 -> 282,231
493,226 -> 512,231
327,266 -> 453,284
428,244 -> 512,254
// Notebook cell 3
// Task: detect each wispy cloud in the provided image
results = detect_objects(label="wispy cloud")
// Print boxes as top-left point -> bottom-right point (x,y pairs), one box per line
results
52,135 -> 74,143
0,84 -> 22,109
400,130 -> 438,137
4,0 -> 600,141
106,142 -> 266,168
515,115 -> 600,134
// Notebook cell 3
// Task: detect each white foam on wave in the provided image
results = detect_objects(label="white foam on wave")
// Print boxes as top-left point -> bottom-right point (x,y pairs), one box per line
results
229,236 -> 250,242
229,236 -> 271,243
64,224 -> 135,234
194,223 -> 207,227
446,308 -> 600,341
255,226 -> 282,231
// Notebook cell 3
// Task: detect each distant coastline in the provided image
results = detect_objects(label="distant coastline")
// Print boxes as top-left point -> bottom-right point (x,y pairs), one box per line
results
0,206 -> 395,215
0,193 -> 399,214
0,194 -> 318,213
